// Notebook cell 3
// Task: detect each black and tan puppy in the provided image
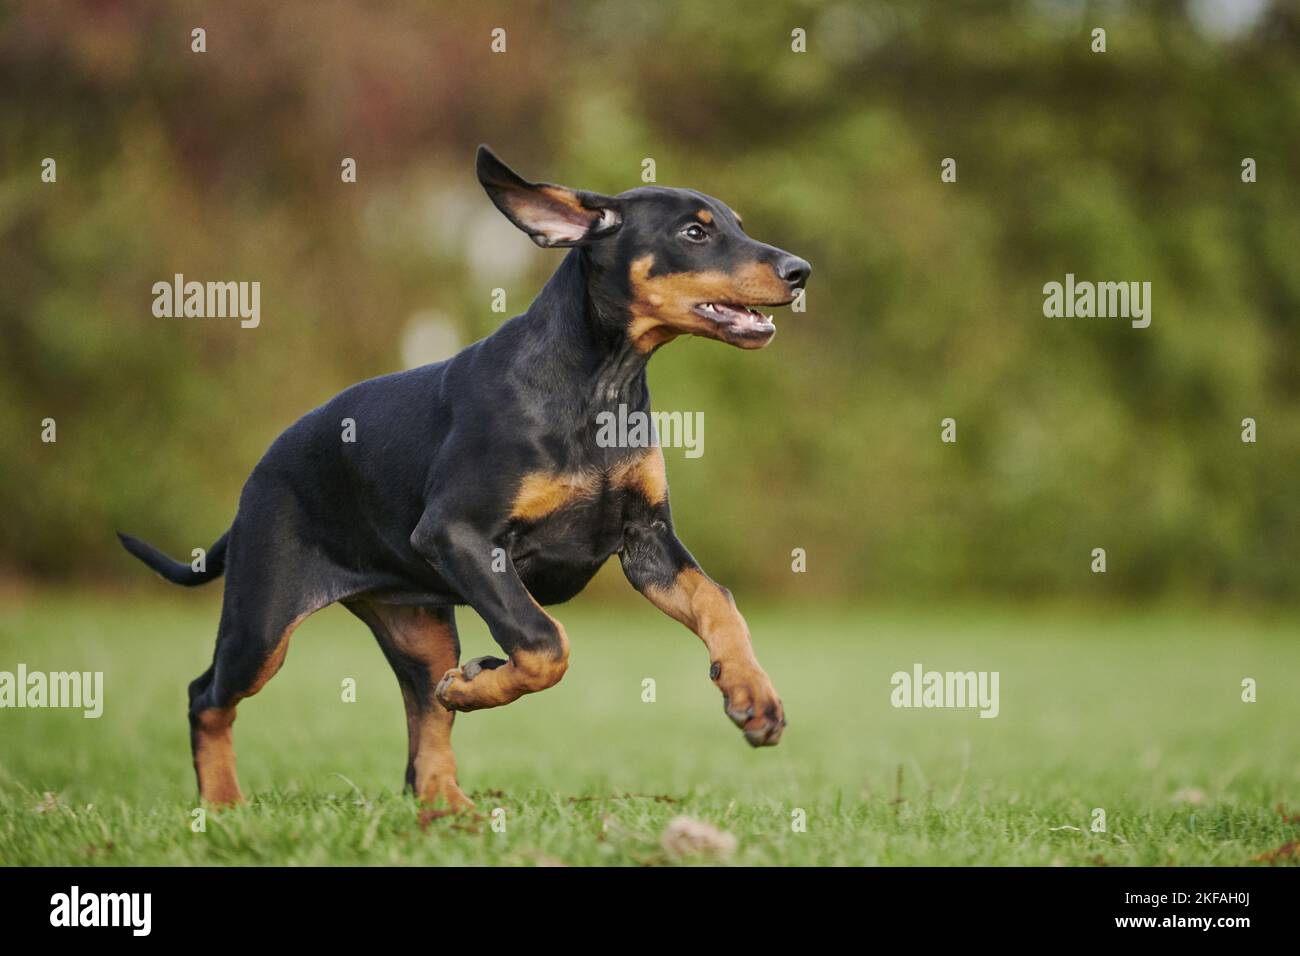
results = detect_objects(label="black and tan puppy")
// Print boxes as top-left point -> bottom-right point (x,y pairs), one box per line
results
119,147 -> 810,809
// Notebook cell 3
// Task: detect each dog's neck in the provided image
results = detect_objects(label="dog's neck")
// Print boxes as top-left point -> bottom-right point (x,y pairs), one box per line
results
522,249 -> 654,414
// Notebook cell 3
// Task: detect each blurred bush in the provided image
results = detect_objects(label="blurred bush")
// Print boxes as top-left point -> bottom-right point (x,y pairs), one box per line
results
2,0 -> 1297,601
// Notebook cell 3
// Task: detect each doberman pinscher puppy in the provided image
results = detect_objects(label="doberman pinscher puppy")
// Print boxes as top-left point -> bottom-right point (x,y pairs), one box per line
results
119,146 -> 810,809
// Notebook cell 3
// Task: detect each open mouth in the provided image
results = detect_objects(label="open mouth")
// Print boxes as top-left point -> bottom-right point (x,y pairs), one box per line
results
692,301 -> 782,346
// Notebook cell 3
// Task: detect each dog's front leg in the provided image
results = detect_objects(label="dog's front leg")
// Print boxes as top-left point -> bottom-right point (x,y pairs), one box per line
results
411,517 -> 568,712
620,520 -> 785,747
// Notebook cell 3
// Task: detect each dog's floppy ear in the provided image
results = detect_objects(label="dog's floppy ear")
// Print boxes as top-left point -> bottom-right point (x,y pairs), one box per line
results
476,145 -> 623,247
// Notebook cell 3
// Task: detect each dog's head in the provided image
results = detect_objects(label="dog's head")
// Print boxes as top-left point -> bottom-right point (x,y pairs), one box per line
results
477,146 -> 810,351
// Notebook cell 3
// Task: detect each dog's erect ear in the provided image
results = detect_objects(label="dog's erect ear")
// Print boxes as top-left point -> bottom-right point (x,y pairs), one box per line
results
476,145 -> 623,247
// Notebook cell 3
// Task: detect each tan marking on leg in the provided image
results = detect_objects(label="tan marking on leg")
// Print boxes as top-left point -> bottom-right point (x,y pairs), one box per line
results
644,568 -> 784,745
436,610 -> 569,713
367,604 -> 473,811
193,706 -> 243,806
233,610 -> 309,706
645,568 -> 750,662
193,612 -> 308,806
510,470 -> 601,522
611,447 -> 667,505
411,715 -> 472,810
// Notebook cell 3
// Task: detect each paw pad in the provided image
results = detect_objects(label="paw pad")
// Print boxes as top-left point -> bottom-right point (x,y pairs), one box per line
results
461,655 -> 507,680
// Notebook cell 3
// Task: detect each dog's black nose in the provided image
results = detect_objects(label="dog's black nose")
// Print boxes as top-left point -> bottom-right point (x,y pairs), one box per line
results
775,255 -> 811,289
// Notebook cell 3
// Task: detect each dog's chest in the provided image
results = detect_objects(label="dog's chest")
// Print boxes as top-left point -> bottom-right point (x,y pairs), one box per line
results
507,452 -> 664,604
509,477 -> 627,603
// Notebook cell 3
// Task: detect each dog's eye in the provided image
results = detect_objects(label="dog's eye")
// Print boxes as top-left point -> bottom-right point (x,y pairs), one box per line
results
680,223 -> 709,243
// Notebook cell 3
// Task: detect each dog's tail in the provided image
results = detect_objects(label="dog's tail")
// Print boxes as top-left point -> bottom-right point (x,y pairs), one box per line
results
116,529 -> 229,586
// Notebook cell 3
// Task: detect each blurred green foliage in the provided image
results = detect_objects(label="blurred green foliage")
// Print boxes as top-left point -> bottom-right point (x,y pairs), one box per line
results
2,0 -> 1297,600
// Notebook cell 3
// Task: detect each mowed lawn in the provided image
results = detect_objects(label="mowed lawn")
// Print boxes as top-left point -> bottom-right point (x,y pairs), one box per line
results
0,589 -> 1297,866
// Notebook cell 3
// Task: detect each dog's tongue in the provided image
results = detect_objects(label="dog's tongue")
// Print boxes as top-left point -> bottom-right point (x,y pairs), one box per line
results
721,303 -> 760,322
702,302 -> 772,328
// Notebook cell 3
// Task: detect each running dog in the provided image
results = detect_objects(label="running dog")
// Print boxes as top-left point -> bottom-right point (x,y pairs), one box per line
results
119,146 -> 810,808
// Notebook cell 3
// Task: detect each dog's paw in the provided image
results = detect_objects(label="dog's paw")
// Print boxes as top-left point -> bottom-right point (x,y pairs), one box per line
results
435,657 -> 506,711
715,662 -> 786,747
419,778 -> 476,813
434,668 -> 470,710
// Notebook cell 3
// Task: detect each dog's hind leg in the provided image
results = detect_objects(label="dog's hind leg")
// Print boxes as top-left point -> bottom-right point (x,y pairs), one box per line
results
188,607 -> 308,806
187,533 -> 321,806
344,601 -> 472,810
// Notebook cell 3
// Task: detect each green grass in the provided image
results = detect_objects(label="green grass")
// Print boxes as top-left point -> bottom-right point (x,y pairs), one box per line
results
1,590 -> 1297,865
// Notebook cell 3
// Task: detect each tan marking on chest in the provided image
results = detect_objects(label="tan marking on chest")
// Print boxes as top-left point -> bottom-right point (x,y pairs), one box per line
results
510,471 -> 602,522
510,451 -> 668,523
611,447 -> 668,505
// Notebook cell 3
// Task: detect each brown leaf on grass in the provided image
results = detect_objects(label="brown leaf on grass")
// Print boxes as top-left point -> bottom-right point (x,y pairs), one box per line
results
1276,804 -> 1300,825
660,816 -> 737,859
418,806 -> 486,833
1255,841 -> 1300,864
568,792 -> 679,804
